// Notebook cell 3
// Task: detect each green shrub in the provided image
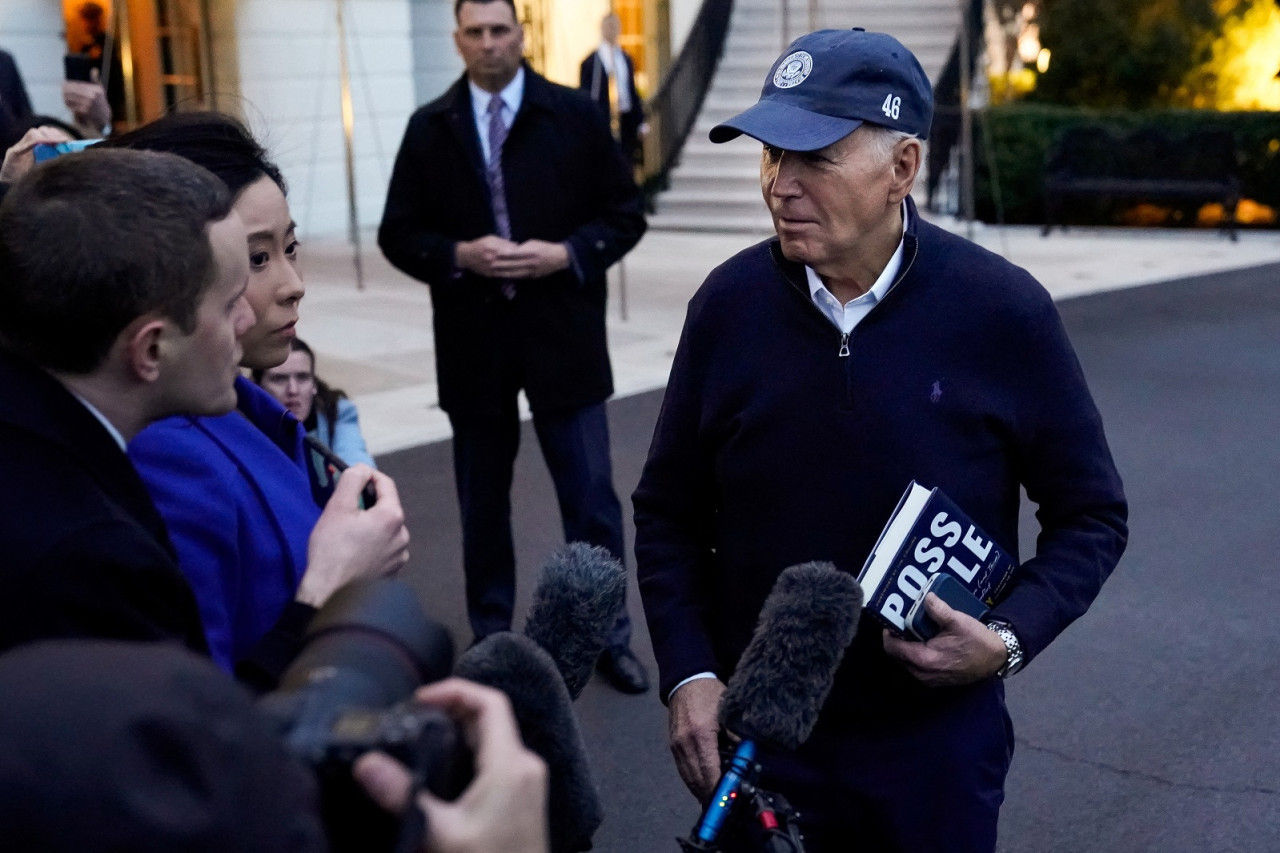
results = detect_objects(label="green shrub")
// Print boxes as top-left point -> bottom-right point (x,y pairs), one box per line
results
971,105 -> 1280,226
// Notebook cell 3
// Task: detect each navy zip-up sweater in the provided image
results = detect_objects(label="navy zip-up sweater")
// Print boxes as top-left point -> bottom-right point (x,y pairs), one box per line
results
634,201 -> 1127,723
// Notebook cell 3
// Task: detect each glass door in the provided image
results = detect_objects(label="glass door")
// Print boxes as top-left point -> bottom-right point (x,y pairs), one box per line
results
152,0 -> 212,113
61,0 -> 212,130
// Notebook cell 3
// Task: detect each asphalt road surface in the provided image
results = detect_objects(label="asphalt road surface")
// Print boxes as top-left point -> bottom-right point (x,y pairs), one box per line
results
380,261 -> 1280,853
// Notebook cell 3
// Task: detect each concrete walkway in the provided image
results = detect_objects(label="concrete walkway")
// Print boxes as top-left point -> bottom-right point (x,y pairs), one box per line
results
295,217 -> 1280,456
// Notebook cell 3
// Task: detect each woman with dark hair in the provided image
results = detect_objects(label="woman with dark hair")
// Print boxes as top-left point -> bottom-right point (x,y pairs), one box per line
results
254,337 -> 377,476
102,112 -> 409,685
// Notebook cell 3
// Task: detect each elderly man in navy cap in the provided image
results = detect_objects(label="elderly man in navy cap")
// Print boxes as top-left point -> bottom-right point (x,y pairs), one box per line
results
634,28 -> 1127,851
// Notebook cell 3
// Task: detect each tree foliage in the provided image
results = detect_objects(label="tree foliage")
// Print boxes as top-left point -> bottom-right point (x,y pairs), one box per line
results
1184,0 -> 1280,109
1030,0 -> 1222,108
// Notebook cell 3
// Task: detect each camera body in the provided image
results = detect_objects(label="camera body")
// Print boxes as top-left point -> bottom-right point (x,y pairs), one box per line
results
259,579 -> 471,853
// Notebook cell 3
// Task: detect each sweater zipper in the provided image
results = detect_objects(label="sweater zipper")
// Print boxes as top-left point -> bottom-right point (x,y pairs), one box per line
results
772,232 -> 919,407
775,261 -> 851,357
776,264 -> 860,407
834,235 -> 917,406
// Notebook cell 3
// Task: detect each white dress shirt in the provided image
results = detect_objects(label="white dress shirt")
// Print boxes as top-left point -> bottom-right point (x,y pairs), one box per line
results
805,201 -> 910,334
594,44 -> 633,112
468,67 -> 525,164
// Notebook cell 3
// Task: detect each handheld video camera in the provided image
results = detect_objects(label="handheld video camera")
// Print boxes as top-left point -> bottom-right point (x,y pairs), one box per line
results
258,579 -> 473,853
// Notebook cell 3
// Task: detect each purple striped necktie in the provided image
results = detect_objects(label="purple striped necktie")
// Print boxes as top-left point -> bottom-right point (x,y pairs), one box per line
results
486,95 -> 516,300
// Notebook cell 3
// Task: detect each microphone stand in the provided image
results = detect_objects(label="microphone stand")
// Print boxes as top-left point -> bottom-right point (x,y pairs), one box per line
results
677,741 -> 806,853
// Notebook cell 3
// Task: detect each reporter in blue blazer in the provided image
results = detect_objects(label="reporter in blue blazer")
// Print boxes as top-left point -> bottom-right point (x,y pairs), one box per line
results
107,113 -> 411,687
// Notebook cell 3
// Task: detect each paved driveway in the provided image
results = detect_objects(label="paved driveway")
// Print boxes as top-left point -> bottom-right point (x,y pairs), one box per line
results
379,261 -> 1280,853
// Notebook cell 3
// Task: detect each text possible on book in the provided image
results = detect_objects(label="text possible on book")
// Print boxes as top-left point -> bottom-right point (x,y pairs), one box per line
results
858,482 -> 1016,633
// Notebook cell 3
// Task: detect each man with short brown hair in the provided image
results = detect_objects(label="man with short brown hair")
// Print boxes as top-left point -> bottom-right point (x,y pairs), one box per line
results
0,148 -> 254,653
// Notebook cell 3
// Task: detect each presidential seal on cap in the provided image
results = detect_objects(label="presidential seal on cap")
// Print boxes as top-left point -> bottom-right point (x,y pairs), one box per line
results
710,28 -> 935,151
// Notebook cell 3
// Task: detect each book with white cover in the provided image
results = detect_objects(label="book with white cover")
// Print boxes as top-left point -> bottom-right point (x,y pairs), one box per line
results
857,481 -> 1017,633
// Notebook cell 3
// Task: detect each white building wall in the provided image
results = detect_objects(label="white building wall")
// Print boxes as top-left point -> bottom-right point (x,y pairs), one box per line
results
218,0 -> 421,239
0,0 -> 72,121
669,0 -> 700,57
408,0 -> 463,107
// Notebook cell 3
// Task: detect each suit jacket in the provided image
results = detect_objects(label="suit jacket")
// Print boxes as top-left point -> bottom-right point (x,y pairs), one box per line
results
378,66 -> 646,416
0,349 -> 209,655
579,47 -> 644,143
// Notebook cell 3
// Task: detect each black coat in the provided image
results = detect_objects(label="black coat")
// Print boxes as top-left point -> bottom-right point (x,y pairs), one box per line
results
0,49 -> 34,150
0,350 -> 209,655
378,67 -> 646,416
579,48 -> 645,156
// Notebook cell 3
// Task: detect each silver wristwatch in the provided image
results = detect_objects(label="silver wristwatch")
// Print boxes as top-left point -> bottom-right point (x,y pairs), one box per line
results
986,620 -> 1024,677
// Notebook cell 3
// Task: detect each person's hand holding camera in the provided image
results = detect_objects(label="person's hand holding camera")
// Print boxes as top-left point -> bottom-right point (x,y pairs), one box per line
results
354,678 -> 550,853
61,72 -> 111,135
297,465 -> 411,607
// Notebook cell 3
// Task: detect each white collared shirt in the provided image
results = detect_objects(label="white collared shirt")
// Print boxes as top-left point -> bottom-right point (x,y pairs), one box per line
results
73,392 -> 126,451
469,67 -> 525,164
594,43 -> 633,111
805,201 -> 910,334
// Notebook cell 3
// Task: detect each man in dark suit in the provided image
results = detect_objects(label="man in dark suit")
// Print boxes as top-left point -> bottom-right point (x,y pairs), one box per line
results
0,147 -> 255,655
378,0 -> 649,693
579,12 -> 646,164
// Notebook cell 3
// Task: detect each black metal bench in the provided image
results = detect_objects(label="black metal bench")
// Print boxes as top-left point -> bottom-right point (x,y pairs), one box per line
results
1042,125 -> 1240,240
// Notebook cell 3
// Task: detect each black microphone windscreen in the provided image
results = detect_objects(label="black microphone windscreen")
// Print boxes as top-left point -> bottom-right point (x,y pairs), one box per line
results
523,542 -> 626,700
455,632 -> 601,853
718,562 -> 862,751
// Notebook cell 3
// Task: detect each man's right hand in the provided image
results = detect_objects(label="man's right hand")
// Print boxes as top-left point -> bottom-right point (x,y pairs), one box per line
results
668,677 -> 726,803
454,235 -> 520,278
297,465 -> 411,607
354,678 -> 550,853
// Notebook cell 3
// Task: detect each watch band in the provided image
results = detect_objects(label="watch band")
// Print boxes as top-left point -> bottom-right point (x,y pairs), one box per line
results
985,620 -> 1024,677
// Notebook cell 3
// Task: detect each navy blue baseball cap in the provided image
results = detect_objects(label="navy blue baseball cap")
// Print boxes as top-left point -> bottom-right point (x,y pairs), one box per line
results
710,28 -> 934,150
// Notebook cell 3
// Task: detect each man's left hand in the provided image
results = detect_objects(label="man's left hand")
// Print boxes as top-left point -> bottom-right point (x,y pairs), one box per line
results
882,593 -> 1008,686
489,240 -> 570,279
